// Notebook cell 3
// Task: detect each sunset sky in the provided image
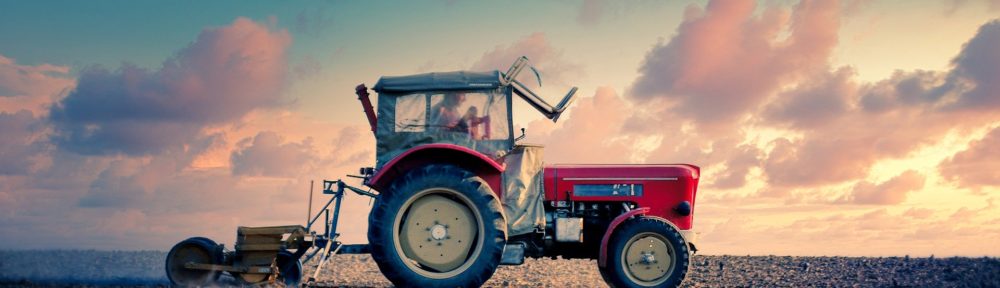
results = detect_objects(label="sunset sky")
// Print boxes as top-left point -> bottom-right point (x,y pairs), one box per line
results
1,0 -> 998,256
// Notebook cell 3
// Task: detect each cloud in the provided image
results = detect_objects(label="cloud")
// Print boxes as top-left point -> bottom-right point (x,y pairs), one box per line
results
939,126 -> 1000,188
843,170 -> 925,205
763,67 -> 855,129
231,131 -> 315,177
711,144 -> 762,189
470,32 -> 581,85
525,87 -> 635,163
0,54 -> 75,114
945,20 -> 1000,110
0,16 -> 387,249
49,17 -> 291,156
0,110 -> 48,175
760,17 -> 1000,188
77,134 -> 219,208
0,55 -> 72,98
629,0 -> 840,129
545,0 -> 1000,194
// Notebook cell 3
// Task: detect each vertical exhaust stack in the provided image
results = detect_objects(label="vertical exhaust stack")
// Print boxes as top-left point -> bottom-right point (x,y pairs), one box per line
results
356,84 -> 378,135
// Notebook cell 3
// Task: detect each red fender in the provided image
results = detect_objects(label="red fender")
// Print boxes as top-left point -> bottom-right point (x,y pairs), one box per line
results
367,143 -> 505,195
598,207 -> 650,267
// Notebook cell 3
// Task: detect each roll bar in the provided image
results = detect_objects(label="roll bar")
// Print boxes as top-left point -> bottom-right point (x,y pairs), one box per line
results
502,56 -> 578,123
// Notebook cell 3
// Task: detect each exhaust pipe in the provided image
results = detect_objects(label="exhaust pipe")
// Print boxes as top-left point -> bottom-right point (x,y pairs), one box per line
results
355,84 -> 378,135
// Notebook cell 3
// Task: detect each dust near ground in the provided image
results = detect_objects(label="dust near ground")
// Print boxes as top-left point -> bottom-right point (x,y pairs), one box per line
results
1,251 -> 998,287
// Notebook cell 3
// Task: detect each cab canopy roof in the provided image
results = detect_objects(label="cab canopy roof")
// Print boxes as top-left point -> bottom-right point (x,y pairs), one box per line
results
372,71 -> 503,94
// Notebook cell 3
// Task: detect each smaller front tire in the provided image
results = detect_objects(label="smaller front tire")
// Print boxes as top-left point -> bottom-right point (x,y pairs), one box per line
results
601,217 -> 689,288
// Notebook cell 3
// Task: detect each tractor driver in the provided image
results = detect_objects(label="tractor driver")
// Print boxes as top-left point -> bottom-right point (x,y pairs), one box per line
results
433,92 -> 488,138
433,92 -> 467,131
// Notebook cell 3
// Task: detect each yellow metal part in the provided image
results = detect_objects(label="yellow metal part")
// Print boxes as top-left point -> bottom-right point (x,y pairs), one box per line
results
622,233 -> 674,285
399,194 -> 476,272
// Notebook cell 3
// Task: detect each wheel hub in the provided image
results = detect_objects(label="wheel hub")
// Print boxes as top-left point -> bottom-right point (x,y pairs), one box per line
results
430,224 -> 448,240
624,235 -> 673,283
639,252 -> 656,265
398,193 -> 477,273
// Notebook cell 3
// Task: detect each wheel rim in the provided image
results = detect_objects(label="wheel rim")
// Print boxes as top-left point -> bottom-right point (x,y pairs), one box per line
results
393,188 -> 483,279
621,232 -> 674,285
167,244 -> 215,284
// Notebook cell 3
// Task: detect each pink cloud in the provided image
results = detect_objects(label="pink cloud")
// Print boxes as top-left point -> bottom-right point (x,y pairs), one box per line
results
49,17 -> 291,156
526,87 -> 634,164
617,1 -> 1000,190
843,170 -> 925,205
0,54 -> 75,114
231,131 -> 316,177
629,0 -> 839,129
939,126 -> 1000,188
0,111 -> 48,175
760,19 -> 1000,188
471,32 -> 581,86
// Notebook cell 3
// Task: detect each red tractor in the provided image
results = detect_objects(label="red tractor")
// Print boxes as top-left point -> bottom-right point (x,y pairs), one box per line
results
357,57 -> 700,287
165,57 -> 699,287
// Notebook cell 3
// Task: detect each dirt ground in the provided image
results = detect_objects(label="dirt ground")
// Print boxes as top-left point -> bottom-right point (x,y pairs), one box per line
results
1,251 -> 998,287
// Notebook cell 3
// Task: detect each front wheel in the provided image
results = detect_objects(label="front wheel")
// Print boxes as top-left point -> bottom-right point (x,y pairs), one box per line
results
368,164 -> 507,287
600,217 -> 690,288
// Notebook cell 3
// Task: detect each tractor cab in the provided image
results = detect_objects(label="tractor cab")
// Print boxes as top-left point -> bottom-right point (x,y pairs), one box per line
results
371,71 -> 515,168
366,57 -> 578,169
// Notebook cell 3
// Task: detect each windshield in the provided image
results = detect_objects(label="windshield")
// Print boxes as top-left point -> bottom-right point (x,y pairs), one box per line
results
393,92 -> 509,140
378,89 -> 512,167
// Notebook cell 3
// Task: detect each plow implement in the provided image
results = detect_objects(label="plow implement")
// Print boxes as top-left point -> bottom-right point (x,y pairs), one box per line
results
165,180 -> 374,286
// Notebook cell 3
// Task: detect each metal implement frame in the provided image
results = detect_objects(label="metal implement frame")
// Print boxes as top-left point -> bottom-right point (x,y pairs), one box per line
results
301,179 -> 377,284
176,178 -> 376,286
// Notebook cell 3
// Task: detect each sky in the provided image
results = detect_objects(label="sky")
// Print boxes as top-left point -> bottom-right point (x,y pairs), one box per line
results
0,0 -> 998,256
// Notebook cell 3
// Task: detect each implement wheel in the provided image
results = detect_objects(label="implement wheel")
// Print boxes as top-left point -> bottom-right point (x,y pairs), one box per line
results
165,237 -> 223,286
368,164 -> 507,287
600,217 -> 689,288
276,251 -> 303,286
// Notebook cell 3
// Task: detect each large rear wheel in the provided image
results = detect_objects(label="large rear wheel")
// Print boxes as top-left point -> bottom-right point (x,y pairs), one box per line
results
165,237 -> 223,286
600,217 -> 689,288
368,164 -> 507,287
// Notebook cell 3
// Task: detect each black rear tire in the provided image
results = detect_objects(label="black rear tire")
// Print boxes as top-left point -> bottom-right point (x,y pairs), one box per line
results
368,164 -> 507,287
602,217 -> 689,288
165,237 -> 223,287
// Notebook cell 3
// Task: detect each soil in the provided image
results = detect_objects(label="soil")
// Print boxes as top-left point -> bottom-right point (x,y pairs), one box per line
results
1,251 -> 997,287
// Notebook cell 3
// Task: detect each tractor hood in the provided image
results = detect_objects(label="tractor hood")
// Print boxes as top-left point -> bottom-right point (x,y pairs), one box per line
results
373,71 -> 503,93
